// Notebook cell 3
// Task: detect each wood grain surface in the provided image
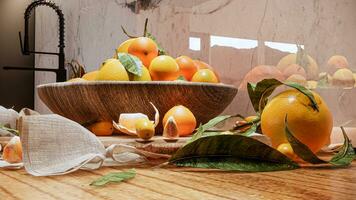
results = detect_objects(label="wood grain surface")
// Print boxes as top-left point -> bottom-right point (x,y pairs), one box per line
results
1,162 -> 356,200
37,81 -> 237,132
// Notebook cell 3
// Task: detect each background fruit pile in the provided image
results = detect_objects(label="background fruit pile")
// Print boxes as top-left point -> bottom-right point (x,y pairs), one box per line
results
239,45 -> 356,89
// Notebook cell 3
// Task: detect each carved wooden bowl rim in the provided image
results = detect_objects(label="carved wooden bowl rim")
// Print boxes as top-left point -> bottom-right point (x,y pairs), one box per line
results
37,81 -> 238,90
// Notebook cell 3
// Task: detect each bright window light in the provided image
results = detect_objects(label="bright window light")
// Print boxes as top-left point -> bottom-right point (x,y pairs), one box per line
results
189,37 -> 201,51
264,41 -> 304,53
210,35 -> 258,49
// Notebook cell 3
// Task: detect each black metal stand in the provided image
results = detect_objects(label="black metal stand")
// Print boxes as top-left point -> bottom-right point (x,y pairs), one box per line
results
2,0 -> 66,82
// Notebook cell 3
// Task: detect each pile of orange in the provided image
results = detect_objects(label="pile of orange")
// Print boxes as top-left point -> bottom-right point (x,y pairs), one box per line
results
70,35 -> 220,83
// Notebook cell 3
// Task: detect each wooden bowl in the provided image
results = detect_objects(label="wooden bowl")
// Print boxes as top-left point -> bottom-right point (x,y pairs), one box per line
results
37,81 -> 237,131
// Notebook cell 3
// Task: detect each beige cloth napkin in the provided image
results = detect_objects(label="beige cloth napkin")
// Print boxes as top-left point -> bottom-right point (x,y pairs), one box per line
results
0,107 -> 169,176
19,114 -> 169,176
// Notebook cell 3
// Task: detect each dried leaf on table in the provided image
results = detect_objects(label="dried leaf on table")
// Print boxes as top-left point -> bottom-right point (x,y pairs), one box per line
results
187,115 -> 236,144
90,169 -> 136,186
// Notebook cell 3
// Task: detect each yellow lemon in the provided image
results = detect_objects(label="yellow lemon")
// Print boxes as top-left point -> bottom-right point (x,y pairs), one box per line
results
67,78 -> 87,82
82,70 -> 99,81
115,38 -> 135,56
130,66 -> 152,81
96,59 -> 129,81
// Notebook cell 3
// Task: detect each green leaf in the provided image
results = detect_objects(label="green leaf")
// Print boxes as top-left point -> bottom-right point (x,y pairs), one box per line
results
187,115 -> 235,144
0,124 -> 19,136
285,117 -> 355,167
177,75 -> 187,81
231,115 -> 261,136
241,121 -> 260,137
147,33 -> 167,55
172,157 -> 299,172
284,82 -> 319,111
201,115 -> 235,131
247,79 -> 319,114
117,53 -> 143,76
170,135 -> 299,172
247,79 -> 283,113
90,169 -> 136,186
329,127 -> 355,166
284,118 -> 326,164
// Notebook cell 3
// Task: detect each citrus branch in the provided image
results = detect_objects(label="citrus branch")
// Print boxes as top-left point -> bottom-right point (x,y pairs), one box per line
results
121,26 -> 138,38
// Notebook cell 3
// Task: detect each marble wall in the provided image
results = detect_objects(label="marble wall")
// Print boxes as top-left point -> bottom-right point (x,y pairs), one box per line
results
34,0 -> 356,125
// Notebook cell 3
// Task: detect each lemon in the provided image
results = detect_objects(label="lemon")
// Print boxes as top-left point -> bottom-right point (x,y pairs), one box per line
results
130,66 -> 152,81
98,58 -> 117,70
82,70 -> 99,81
67,78 -> 87,82
115,38 -> 135,56
96,59 -> 129,81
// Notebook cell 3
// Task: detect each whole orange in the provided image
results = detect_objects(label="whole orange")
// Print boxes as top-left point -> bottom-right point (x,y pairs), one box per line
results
194,60 -> 220,81
163,105 -> 197,136
261,89 -> 333,153
277,143 -> 296,160
176,56 -> 198,80
149,55 -> 180,81
191,69 -> 219,83
194,60 -> 212,70
128,37 -> 158,68
89,121 -> 114,136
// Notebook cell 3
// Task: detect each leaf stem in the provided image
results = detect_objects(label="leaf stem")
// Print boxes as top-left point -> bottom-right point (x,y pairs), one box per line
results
143,18 -> 148,37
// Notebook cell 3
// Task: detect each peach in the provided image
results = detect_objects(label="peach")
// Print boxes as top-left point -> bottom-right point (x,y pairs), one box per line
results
277,53 -> 319,80
239,65 -> 284,90
327,55 -> 349,74
282,64 -> 307,79
286,74 -> 307,86
332,68 -> 355,88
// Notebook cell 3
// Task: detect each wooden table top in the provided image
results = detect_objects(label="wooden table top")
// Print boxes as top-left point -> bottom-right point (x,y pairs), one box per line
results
1,162 -> 356,200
